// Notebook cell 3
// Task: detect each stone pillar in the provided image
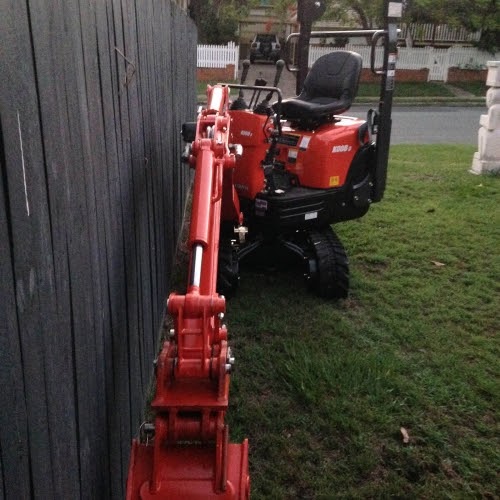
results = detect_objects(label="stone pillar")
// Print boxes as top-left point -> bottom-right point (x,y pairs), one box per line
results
471,61 -> 500,174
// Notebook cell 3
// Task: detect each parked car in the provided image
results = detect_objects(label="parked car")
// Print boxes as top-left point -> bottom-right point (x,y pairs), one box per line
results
249,33 -> 281,63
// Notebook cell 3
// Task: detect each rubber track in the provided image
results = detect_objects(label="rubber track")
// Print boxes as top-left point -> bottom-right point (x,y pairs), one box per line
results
309,227 -> 349,299
217,240 -> 239,298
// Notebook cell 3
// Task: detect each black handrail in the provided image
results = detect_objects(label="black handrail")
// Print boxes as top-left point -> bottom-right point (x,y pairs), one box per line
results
284,29 -> 387,73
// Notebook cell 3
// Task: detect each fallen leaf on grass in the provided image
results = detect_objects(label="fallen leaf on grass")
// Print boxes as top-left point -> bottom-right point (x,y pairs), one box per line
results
431,261 -> 446,267
400,427 -> 410,444
441,459 -> 458,479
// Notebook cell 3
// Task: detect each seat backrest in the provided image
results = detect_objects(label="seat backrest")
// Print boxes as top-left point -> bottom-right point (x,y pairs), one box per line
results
300,51 -> 362,105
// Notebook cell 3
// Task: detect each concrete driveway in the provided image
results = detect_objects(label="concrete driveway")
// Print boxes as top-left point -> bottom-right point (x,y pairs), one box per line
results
243,60 -> 298,97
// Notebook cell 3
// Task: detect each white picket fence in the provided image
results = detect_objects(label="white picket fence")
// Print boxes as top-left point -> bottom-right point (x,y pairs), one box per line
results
399,23 -> 481,44
197,42 -> 498,82
308,45 -> 500,82
197,42 -> 239,78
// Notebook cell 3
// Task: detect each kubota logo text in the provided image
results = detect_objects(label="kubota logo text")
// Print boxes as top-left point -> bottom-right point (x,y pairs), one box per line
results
332,144 -> 352,153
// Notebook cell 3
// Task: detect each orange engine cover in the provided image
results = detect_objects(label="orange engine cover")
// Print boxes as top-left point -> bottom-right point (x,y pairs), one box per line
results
229,111 -> 367,197
277,116 -> 366,189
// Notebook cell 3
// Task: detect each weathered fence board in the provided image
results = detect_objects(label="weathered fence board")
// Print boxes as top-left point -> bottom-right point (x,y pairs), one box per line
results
93,10 -> 130,494
1,1 -> 58,498
0,0 -> 196,498
0,123 -> 32,500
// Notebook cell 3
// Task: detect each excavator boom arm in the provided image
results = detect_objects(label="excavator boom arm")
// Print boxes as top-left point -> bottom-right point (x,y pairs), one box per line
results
126,85 -> 249,499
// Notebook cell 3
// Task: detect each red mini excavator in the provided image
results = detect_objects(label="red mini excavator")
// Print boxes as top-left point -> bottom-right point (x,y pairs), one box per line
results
127,1 -> 402,497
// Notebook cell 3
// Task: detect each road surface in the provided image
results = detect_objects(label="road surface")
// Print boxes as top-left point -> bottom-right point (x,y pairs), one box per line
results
349,106 -> 483,145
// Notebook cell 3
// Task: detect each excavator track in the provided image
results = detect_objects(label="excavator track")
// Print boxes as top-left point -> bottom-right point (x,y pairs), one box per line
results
217,238 -> 240,298
307,227 -> 349,299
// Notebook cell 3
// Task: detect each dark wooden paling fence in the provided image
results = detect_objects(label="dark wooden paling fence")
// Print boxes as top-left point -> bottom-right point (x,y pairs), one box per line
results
0,1 -> 196,498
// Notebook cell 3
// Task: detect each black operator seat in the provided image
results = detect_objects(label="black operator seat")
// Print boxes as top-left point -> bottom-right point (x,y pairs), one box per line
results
278,51 -> 363,122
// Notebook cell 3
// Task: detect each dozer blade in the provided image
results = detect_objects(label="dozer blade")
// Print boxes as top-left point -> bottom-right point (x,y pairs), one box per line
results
126,439 -> 249,499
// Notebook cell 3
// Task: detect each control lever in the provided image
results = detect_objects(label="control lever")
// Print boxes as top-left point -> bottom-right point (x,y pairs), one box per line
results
254,59 -> 286,114
264,59 -> 285,102
272,59 -> 285,88
230,59 -> 251,110
249,72 -> 267,109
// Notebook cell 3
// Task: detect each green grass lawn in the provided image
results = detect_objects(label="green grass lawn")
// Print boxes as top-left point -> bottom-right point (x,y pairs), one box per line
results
449,81 -> 489,97
197,79 -> 237,95
357,82 -> 455,98
226,145 -> 500,498
198,81 -> 458,98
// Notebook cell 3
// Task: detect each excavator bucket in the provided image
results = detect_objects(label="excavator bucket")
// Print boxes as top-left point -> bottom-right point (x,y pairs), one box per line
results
127,439 -> 249,499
